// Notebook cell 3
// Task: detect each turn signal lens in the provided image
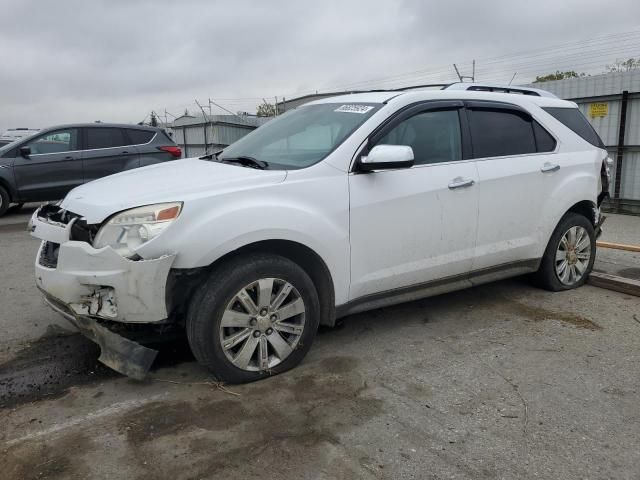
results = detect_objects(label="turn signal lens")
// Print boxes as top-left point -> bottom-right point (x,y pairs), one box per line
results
157,205 -> 181,221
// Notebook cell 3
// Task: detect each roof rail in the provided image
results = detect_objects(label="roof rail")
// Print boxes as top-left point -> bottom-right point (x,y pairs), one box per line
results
391,83 -> 451,91
444,82 -> 557,98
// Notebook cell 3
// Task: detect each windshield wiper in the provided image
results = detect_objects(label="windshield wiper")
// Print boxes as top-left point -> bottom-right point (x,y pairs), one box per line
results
220,156 -> 269,170
199,149 -> 223,161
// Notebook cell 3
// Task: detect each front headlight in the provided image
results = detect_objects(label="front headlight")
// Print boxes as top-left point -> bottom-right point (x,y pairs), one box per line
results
93,202 -> 182,257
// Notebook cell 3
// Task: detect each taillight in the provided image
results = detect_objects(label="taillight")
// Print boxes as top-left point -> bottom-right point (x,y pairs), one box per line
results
158,146 -> 182,158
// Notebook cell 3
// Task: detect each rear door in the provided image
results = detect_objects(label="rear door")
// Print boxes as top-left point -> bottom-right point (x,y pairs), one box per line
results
13,128 -> 82,201
349,101 -> 479,299
81,127 -> 140,183
467,101 -> 560,270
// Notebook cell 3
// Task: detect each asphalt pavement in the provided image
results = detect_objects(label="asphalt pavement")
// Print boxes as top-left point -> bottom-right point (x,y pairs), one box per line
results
1,206 -> 639,479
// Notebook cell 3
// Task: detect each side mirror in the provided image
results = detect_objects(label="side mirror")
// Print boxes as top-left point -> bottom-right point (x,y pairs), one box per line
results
19,146 -> 31,158
358,144 -> 414,172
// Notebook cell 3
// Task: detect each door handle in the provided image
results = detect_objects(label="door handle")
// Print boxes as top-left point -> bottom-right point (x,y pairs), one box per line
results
448,177 -> 475,190
122,151 -> 129,154
541,162 -> 560,173
64,155 -> 74,160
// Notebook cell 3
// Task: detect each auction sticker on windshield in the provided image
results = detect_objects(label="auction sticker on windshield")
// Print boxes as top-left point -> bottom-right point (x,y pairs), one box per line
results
335,105 -> 375,114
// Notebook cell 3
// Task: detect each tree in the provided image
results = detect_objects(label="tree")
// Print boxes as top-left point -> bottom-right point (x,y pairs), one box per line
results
532,70 -> 585,83
606,57 -> 640,72
256,102 -> 276,117
150,111 -> 158,127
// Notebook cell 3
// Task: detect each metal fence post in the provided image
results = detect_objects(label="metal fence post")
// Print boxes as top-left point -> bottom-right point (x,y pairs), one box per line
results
614,90 -> 629,212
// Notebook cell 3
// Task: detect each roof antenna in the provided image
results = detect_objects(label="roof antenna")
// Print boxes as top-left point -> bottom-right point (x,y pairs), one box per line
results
509,72 -> 517,85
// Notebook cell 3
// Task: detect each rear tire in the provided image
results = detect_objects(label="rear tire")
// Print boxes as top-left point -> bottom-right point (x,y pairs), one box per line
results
186,253 -> 320,384
0,186 -> 10,217
532,212 -> 596,291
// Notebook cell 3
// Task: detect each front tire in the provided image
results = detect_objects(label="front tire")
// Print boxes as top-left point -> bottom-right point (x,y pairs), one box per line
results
186,253 -> 320,383
532,212 -> 596,291
0,186 -> 9,217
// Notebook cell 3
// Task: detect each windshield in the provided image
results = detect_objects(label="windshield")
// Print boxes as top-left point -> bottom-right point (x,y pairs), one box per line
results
219,103 -> 381,169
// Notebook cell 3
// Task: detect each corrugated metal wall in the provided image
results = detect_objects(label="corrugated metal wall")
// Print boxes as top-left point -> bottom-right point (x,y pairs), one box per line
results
620,149 -> 640,200
169,115 -> 270,159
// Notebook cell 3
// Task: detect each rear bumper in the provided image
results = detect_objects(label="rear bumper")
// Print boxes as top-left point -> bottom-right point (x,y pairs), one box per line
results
42,291 -> 158,379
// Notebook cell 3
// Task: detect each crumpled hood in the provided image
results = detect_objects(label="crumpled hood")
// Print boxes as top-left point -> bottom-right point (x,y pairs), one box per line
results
61,158 -> 287,224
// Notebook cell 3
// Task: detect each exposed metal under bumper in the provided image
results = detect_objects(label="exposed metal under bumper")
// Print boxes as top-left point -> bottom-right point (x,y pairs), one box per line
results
43,292 -> 158,380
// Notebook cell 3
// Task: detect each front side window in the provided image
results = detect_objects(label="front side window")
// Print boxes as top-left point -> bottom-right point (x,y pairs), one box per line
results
375,109 -> 462,165
468,109 -> 536,158
86,128 -> 127,149
219,103 -> 381,169
25,128 -> 78,154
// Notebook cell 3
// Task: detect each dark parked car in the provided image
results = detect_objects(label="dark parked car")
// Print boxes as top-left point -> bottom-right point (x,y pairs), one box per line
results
0,123 -> 181,215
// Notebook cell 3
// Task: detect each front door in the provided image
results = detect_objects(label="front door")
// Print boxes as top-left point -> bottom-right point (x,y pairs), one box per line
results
13,128 -> 82,201
349,103 -> 479,300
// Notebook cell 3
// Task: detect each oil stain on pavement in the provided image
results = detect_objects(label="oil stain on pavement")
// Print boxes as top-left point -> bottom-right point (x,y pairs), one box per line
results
2,355 -> 385,480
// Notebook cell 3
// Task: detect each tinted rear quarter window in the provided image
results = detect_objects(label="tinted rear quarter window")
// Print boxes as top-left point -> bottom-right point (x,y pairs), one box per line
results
126,129 -> 155,145
469,109 -> 536,158
86,128 -> 127,149
543,107 -> 604,147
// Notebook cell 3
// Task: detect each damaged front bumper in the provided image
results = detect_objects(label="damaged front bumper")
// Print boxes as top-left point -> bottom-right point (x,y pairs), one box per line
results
41,292 -> 158,379
30,208 -> 176,379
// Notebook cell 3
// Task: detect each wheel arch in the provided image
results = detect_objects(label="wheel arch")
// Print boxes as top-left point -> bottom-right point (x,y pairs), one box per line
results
566,199 -> 597,225
0,174 -> 17,202
173,239 -> 337,327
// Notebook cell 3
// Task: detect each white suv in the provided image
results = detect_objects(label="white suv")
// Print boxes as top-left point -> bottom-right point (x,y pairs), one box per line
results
30,84 -> 610,382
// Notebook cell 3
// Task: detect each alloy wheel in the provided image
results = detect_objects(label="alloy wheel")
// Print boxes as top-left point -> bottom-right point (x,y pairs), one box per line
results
219,278 -> 306,371
555,226 -> 591,285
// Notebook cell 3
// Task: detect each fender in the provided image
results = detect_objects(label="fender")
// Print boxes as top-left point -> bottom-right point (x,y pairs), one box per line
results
136,168 -> 351,304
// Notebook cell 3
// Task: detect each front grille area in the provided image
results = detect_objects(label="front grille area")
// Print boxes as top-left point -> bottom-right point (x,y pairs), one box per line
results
37,204 -> 100,244
39,241 -> 60,268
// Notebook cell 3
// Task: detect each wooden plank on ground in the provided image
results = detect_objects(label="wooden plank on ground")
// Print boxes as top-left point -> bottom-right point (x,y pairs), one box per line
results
588,272 -> 640,297
596,241 -> 640,253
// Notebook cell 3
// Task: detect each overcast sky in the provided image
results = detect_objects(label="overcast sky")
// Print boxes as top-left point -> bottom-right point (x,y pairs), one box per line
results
1,0 -> 640,132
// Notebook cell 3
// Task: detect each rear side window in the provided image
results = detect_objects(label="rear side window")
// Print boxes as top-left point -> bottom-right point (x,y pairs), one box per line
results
86,128 -> 127,149
468,109 -> 536,158
126,129 -> 155,145
543,107 -> 604,148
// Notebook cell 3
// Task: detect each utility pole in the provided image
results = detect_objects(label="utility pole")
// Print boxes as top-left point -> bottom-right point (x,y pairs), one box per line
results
453,64 -> 463,82
195,99 -> 209,154
453,62 -> 475,83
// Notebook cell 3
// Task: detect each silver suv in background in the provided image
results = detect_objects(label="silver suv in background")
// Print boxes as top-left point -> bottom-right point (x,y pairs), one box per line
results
0,123 -> 181,215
